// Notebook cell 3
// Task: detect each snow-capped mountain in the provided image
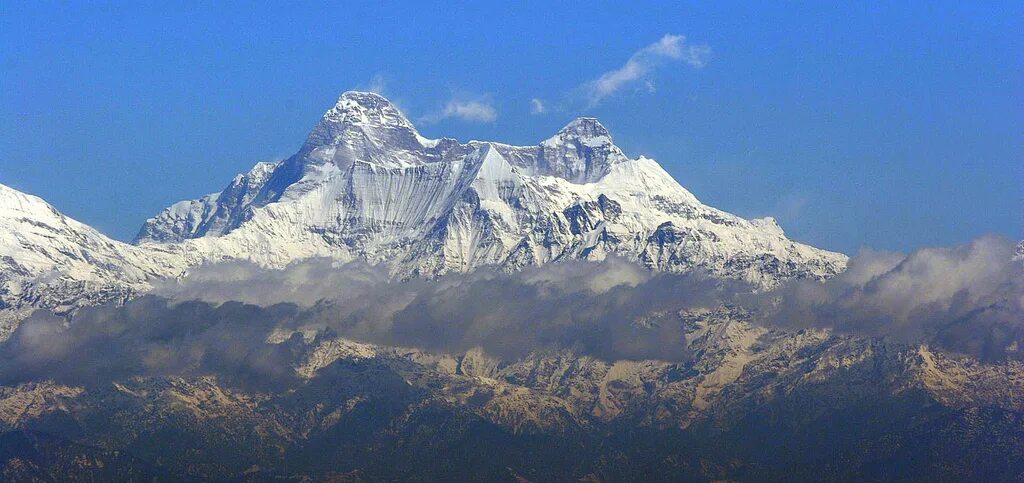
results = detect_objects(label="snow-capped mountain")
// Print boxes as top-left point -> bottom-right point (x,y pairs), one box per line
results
0,184 -> 182,338
0,91 -> 848,336
136,91 -> 847,284
0,92 -> 1019,481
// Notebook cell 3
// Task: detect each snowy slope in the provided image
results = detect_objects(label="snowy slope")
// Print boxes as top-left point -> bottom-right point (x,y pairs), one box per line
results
0,184 -> 184,338
137,91 -> 848,284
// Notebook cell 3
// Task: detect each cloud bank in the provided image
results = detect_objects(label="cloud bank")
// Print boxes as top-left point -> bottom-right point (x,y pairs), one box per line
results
0,259 -> 734,390
0,298 -> 305,391
1,236 -> 1019,392
157,257 -> 731,362
149,234 -> 1024,363
755,235 -> 1023,361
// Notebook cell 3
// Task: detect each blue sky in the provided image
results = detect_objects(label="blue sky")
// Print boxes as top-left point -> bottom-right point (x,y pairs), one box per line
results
1,1 -> 1020,253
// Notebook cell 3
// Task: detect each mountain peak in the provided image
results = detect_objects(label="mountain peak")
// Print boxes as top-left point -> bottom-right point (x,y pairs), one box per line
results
303,91 -> 430,164
535,117 -> 625,182
123,90 -> 846,290
338,90 -> 388,102
543,117 -> 616,151
559,117 -> 610,138
0,183 -> 57,218
335,90 -> 395,110
320,91 -> 412,129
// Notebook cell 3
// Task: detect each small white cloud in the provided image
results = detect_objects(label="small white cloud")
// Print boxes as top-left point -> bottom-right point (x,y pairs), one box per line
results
582,34 -> 711,106
530,98 -> 546,114
422,97 -> 497,123
442,100 -> 497,122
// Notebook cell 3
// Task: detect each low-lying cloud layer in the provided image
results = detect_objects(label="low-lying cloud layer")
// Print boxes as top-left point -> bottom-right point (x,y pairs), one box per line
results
0,259 -> 735,389
756,235 -> 1023,361
156,257 -> 732,362
0,298 -> 305,390
0,236 -> 1020,391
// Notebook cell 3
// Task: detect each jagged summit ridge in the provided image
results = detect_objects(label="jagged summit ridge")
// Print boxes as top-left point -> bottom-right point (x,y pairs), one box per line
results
302,91 -> 440,169
321,91 -> 414,130
548,117 -> 613,146
132,91 -> 847,285
133,160 -> 281,243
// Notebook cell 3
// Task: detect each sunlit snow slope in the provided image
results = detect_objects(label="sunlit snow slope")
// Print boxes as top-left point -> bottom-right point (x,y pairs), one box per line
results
136,91 -> 847,283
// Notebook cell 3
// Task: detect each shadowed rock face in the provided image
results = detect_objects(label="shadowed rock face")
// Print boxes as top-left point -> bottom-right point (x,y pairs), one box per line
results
537,117 -> 627,183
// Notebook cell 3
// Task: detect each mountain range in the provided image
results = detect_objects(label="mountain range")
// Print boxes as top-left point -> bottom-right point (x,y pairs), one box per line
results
0,91 -> 846,337
0,92 -> 1020,480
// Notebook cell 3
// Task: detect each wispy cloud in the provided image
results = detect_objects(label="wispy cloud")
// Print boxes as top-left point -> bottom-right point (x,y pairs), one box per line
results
421,97 -> 498,123
365,74 -> 387,95
353,73 -> 389,95
530,98 -> 546,114
771,193 -> 810,226
582,34 -> 711,106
